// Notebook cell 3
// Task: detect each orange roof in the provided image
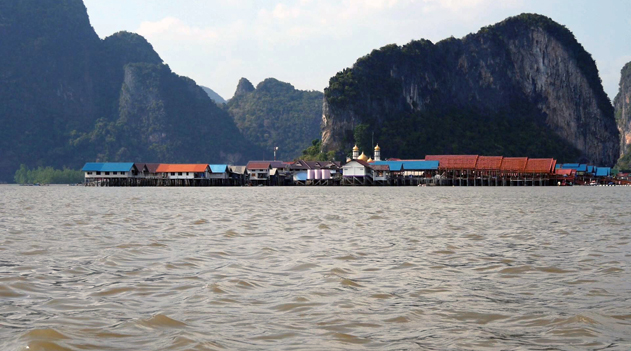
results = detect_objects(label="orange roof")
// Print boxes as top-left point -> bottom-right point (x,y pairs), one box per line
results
155,164 -> 209,173
425,155 -> 479,170
524,158 -> 556,173
500,157 -> 528,172
475,156 -> 504,170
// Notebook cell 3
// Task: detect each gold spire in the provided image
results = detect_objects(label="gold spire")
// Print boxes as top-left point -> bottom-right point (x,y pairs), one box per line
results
353,145 -> 359,151
357,152 -> 368,161
374,144 -> 381,151
367,157 -> 373,162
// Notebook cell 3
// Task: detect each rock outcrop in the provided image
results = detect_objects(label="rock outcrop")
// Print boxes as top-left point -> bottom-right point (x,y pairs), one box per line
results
0,0 -> 262,181
322,14 -> 619,166
233,78 -> 255,98
614,62 -> 631,168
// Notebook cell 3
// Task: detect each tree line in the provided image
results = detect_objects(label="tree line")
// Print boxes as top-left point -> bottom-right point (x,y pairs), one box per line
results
14,164 -> 83,184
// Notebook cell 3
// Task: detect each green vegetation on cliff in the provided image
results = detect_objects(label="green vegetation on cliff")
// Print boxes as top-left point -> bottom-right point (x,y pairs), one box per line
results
323,13 -> 618,166
0,1 -> 263,181
300,140 -> 336,161
225,78 -> 323,160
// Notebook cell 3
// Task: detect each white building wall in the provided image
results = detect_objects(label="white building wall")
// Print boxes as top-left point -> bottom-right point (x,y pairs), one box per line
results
161,171 -> 209,179
342,162 -> 367,177
85,171 -> 131,178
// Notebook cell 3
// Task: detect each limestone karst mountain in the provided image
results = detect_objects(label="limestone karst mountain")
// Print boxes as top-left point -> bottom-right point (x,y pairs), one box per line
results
322,14 -> 619,166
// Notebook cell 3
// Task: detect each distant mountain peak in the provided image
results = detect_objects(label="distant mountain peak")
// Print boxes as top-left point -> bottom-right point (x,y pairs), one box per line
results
103,31 -> 163,65
256,78 -> 294,92
200,86 -> 226,104
234,78 -> 255,97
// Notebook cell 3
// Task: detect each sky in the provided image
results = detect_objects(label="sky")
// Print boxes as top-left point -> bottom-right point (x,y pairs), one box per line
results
83,0 -> 631,101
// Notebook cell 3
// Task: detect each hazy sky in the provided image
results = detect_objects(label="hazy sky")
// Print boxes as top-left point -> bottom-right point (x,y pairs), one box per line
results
84,0 -> 630,101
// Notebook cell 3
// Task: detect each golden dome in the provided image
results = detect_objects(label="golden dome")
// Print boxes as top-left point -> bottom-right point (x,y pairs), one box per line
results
357,152 -> 368,161
353,145 -> 359,151
374,144 -> 381,151
367,157 -> 374,163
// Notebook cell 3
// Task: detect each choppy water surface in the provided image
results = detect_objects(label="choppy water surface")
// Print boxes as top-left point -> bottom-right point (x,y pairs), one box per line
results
1,186 -> 630,350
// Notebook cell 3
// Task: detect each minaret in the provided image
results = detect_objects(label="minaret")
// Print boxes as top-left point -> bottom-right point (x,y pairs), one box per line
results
374,144 -> 381,161
352,145 -> 359,160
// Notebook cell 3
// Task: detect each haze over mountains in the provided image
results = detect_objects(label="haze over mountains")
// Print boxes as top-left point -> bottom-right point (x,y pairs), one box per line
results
0,0 -> 628,182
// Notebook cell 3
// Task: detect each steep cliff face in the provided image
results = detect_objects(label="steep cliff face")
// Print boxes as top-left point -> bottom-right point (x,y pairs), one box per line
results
233,78 -> 255,98
322,14 -> 619,166
614,62 -> 631,169
106,63 -> 258,164
0,1 -> 262,181
0,0 -> 102,179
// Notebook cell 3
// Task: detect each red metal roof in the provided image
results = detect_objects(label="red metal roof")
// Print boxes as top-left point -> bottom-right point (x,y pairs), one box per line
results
246,161 -> 271,170
524,158 -> 556,173
500,157 -> 528,172
155,164 -> 209,173
425,155 -> 479,170
475,156 -> 504,170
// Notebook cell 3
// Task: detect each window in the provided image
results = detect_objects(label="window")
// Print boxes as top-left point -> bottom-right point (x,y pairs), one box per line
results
112,172 -> 117,175
96,171 -> 101,175
171,172 -> 175,176
87,172 -> 92,175
104,172 -> 110,175
178,172 -> 183,176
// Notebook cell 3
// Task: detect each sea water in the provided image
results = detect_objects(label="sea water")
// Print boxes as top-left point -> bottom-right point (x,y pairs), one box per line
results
1,186 -> 630,350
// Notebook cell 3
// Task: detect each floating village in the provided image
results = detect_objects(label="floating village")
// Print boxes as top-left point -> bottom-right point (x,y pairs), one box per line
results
80,144 -> 629,187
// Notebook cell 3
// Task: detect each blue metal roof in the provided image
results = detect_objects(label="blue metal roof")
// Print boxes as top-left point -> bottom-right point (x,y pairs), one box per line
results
82,162 -> 135,172
371,160 -> 439,171
209,164 -> 228,173
587,166 -> 595,173
371,161 -> 402,171
595,167 -> 611,177
402,160 -> 439,171
560,163 -> 587,172
560,163 -> 580,169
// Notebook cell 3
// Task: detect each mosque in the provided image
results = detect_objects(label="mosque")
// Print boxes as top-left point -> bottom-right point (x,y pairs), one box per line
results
348,144 -> 381,163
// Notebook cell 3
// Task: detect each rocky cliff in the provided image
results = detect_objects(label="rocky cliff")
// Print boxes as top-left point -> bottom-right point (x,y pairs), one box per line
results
233,78 -> 255,98
322,14 -> 619,166
0,0 -> 262,181
614,62 -> 631,169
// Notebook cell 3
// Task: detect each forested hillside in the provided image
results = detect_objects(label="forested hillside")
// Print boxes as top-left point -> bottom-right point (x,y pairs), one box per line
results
322,14 -> 619,166
0,0 -> 262,182
225,78 -> 323,160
